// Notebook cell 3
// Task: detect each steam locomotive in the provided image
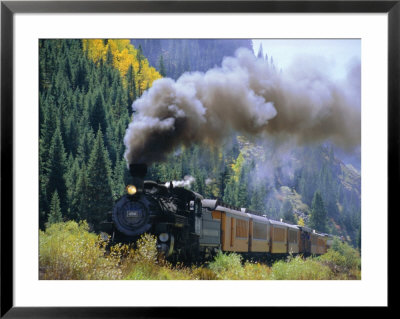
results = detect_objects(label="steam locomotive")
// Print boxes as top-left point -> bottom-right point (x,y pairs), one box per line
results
102,163 -> 334,262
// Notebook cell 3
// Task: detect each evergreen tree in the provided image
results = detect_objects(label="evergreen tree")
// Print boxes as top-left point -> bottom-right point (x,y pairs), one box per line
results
223,179 -> 236,205
112,156 -> 128,198
73,162 -> 90,221
84,129 -> 114,228
64,113 -> 79,156
39,137 -> 50,229
309,191 -> 328,232
106,45 -> 114,66
250,185 -> 265,212
77,127 -> 95,164
126,64 -> 136,111
193,169 -> 205,194
158,54 -> 166,77
89,90 -> 107,135
40,98 -> 60,159
217,165 -> 229,200
236,165 -> 249,208
76,57 -> 89,91
65,157 -> 81,220
47,191 -> 63,225
281,199 -> 296,224
44,125 -> 68,216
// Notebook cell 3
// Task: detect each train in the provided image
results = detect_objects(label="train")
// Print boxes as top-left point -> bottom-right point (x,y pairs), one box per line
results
101,163 -> 334,262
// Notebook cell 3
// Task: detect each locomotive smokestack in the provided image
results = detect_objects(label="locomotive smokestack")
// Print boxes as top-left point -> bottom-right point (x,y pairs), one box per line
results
129,163 -> 148,178
129,163 -> 147,191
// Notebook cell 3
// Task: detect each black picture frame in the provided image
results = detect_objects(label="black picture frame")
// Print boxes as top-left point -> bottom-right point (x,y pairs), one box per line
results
1,0 -> 395,317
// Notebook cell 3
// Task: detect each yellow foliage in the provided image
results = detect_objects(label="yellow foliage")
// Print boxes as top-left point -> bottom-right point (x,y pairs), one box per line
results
39,221 -> 124,279
82,39 -> 107,63
82,39 -> 162,94
297,217 -> 305,227
231,152 -> 245,182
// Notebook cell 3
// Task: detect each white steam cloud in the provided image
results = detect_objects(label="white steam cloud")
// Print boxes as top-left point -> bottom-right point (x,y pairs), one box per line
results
124,48 -> 360,165
165,175 -> 195,188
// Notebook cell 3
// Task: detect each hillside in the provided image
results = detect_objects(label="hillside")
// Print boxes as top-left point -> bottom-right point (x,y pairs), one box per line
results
130,39 -> 253,79
39,38 -> 361,247
232,136 -> 361,243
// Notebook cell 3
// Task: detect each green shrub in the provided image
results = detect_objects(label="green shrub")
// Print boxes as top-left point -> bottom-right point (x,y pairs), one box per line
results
207,251 -> 245,279
318,238 -> 361,279
270,255 -> 333,280
331,238 -> 361,270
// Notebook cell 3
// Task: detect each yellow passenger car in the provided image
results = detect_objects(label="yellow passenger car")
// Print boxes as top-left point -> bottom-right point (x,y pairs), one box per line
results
246,213 -> 270,253
269,220 -> 288,254
298,226 -> 312,254
325,234 -> 334,250
316,233 -> 327,254
310,231 -> 327,255
287,224 -> 300,254
310,231 -> 319,254
212,205 -> 250,252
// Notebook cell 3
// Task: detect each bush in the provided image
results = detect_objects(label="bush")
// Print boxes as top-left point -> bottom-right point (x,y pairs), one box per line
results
270,255 -> 333,280
39,221 -> 123,280
207,251 -> 245,279
242,261 -> 272,280
318,238 -> 361,279
132,233 -> 159,264
331,238 -> 361,270
123,234 -> 196,280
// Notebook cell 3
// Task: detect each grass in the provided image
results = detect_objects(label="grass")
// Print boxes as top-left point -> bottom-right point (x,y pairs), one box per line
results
39,221 -> 361,280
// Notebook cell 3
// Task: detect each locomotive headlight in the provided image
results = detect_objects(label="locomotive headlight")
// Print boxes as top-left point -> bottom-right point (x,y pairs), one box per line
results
126,185 -> 137,195
159,233 -> 169,242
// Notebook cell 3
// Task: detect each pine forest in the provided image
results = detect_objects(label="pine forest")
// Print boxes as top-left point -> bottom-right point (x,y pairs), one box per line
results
39,38 -> 361,252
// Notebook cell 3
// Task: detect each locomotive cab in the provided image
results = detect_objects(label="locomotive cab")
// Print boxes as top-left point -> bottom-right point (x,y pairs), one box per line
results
190,198 -> 203,236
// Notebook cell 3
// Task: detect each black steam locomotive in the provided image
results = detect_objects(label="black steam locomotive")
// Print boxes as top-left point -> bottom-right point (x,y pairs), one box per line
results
104,164 -> 220,261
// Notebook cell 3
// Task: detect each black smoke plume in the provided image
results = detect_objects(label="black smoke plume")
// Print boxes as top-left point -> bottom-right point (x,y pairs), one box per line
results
124,48 -> 360,165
